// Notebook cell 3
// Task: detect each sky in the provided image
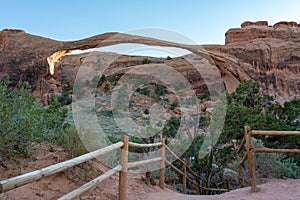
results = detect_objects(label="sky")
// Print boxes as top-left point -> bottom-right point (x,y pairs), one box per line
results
1,0 -> 300,45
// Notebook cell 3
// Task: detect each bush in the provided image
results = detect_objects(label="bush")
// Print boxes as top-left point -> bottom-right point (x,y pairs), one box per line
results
0,80 -> 68,159
163,116 -> 181,138
156,121 -> 163,127
60,125 -> 88,157
99,109 -> 113,117
136,87 -> 150,96
170,101 -> 179,110
252,139 -> 300,179
152,94 -> 161,101
58,89 -> 72,105
73,80 -> 86,99
103,84 -> 110,93
163,98 -> 170,103
100,75 -> 107,84
142,58 -> 151,64
155,84 -> 168,96
276,158 -> 300,178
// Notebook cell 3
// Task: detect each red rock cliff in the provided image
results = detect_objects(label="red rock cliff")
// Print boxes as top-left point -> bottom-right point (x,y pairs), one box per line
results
0,22 -> 300,104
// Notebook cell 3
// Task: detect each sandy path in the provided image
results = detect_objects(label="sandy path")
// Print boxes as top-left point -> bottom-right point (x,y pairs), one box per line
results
144,179 -> 300,200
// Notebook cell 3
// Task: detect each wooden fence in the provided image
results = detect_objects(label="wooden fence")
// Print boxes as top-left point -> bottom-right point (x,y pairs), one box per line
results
0,134 -> 228,199
238,126 -> 300,192
164,145 -> 228,194
0,135 -> 164,200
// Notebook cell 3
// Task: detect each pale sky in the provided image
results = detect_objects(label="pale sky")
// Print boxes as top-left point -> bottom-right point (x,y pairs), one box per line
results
1,0 -> 299,45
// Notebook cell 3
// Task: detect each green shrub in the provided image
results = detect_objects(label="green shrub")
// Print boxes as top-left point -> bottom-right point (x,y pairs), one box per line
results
144,109 -> 149,114
129,99 -> 135,108
252,139 -> 300,179
60,125 -> 88,157
170,101 -> 179,110
105,76 -> 119,86
103,84 -> 110,93
163,98 -> 170,103
156,121 -> 163,127
84,79 -> 90,86
276,158 -> 300,178
142,58 -> 151,64
197,92 -> 210,101
163,116 -> 181,138
166,56 -> 172,60
0,80 -> 68,159
99,109 -> 113,117
73,80 -> 86,99
58,89 -> 72,105
152,94 -> 161,101
155,84 -> 168,96
136,87 -> 150,96
107,134 -> 120,144
100,75 -> 107,84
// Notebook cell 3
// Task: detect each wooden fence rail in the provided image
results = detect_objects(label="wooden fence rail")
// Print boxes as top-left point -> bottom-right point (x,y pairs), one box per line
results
0,134 -> 228,199
0,141 -> 124,193
0,136 -> 165,200
128,141 -> 162,148
238,126 -> 300,192
58,165 -> 122,200
165,145 -> 228,194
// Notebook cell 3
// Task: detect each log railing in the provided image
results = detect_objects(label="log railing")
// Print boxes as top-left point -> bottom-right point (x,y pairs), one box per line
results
0,135 -> 165,200
0,134 -> 230,199
0,141 -> 124,194
238,126 -> 300,192
164,145 -> 228,195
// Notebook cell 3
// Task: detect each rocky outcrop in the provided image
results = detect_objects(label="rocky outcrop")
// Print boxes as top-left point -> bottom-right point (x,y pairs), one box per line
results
0,29 -> 195,103
225,21 -> 300,44
1,21 -> 300,104
205,39 -> 300,103
58,52 -> 212,98
273,21 -> 298,28
241,21 -> 269,28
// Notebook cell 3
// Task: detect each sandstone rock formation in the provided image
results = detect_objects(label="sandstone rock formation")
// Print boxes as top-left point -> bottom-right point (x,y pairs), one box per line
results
241,21 -> 269,28
273,21 -> 298,28
225,21 -> 300,44
1,21 -> 300,104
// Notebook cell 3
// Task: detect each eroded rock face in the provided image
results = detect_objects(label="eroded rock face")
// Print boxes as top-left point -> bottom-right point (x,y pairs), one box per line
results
225,21 -> 300,44
0,23 -> 300,104
206,40 -> 300,103
241,21 -> 269,28
273,21 -> 298,28
221,21 -> 300,102
58,52 -> 212,97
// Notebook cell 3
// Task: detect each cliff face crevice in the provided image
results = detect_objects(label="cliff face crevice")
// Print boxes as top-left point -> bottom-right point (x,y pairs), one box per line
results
0,21 -> 300,104
47,50 -> 73,75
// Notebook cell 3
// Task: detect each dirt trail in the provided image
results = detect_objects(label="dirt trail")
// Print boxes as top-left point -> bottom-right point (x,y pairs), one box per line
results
0,143 -> 163,200
144,179 -> 300,200
1,143 -> 299,200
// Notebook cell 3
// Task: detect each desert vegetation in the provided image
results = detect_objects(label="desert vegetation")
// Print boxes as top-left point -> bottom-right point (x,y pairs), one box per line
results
0,79 -> 68,160
0,75 -> 299,195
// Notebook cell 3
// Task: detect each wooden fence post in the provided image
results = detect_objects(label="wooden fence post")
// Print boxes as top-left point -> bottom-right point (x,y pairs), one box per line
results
159,138 -> 165,189
183,158 -> 187,194
245,126 -> 257,192
195,174 -> 200,195
119,135 -> 129,200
